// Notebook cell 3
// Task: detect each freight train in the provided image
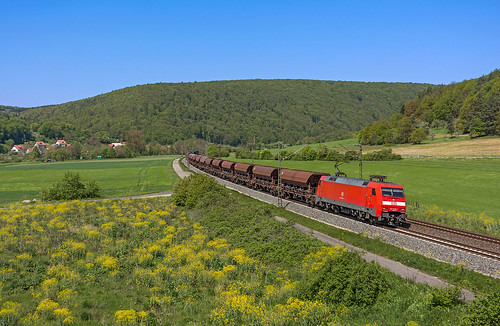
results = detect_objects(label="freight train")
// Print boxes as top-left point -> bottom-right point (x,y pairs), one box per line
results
187,154 -> 407,226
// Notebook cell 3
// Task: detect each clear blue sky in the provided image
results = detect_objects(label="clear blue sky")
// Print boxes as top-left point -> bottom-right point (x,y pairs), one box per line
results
1,0 -> 499,107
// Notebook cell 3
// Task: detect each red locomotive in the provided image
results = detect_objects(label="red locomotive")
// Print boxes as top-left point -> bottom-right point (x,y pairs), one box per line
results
316,175 -> 406,226
186,154 -> 407,226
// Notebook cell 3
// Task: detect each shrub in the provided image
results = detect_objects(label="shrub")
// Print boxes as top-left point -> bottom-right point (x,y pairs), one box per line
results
410,128 -> 428,144
40,172 -> 101,201
259,149 -> 273,160
363,148 -> 402,161
297,146 -> 318,161
172,174 -> 227,208
299,250 -> 388,307
463,291 -> 500,325
324,149 -> 344,161
428,286 -> 462,308
207,144 -> 230,158
344,150 -> 359,161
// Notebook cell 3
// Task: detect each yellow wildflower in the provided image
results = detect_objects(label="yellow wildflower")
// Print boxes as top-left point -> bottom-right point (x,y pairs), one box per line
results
36,298 -> 59,313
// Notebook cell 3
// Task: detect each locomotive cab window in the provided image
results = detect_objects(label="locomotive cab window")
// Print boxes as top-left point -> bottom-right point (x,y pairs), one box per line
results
392,189 -> 404,197
381,187 -> 405,198
371,188 -> 376,196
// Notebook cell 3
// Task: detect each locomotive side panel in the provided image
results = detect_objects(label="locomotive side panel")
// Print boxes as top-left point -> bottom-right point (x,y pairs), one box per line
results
316,176 -> 375,216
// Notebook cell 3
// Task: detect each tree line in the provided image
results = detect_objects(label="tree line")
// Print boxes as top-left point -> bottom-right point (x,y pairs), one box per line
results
235,145 -> 401,162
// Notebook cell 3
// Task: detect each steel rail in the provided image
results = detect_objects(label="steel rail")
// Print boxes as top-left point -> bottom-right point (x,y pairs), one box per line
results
390,227 -> 500,261
407,218 -> 500,245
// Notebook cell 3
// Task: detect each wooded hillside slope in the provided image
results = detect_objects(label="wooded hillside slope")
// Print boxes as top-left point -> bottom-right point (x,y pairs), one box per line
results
402,70 -> 500,137
17,80 -> 427,145
358,70 -> 500,145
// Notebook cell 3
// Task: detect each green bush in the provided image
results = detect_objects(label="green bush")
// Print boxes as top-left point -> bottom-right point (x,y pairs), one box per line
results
428,286 -> 462,308
344,150 -> 359,161
363,148 -> 402,161
40,171 -> 101,201
299,250 -> 388,307
207,144 -> 230,158
259,149 -> 273,160
172,174 -> 227,208
463,291 -> 500,325
410,127 -> 428,144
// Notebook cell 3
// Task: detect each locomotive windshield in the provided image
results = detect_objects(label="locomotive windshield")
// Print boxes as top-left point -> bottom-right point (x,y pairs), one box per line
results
381,187 -> 405,198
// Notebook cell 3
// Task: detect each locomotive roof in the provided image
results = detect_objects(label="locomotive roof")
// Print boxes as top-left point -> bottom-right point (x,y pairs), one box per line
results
324,176 -> 398,187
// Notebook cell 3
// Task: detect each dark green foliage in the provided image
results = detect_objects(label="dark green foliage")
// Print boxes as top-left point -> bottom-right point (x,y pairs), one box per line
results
0,117 -> 32,144
295,145 -> 318,161
344,150 -> 359,161
358,121 -> 392,145
172,174 -> 227,208
114,145 -> 133,158
363,148 -> 402,161
464,291 -> 500,325
394,116 -> 414,143
259,149 -> 273,160
173,173 -> 323,267
428,286 -> 462,308
52,147 -> 72,161
470,117 -> 486,138
125,129 -> 146,156
206,144 -> 230,158
101,147 -> 116,158
410,127 -> 428,144
299,250 -> 388,307
235,147 -> 258,159
17,80 -> 427,146
40,171 -> 101,201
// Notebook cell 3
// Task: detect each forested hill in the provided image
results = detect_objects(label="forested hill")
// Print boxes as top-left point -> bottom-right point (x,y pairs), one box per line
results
404,69 -> 500,136
19,79 -> 428,145
358,70 -> 500,145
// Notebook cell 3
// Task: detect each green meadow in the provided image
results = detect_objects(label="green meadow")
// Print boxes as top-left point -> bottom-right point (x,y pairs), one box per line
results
0,156 -> 180,205
232,158 -> 500,220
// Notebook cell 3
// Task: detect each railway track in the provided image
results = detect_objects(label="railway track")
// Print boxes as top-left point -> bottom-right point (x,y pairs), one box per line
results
395,218 -> 500,261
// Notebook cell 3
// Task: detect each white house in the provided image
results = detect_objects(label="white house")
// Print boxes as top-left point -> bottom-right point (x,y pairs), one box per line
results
35,141 -> 47,154
107,142 -> 126,148
10,144 -> 25,154
53,139 -> 69,148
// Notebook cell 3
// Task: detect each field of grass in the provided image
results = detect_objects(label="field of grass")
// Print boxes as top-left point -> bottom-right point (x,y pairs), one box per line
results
231,158 -> 500,221
0,156 -> 180,206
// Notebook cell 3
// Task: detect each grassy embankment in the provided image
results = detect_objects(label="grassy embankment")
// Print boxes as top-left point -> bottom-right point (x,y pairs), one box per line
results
0,155 -> 180,206
3,175 -> 496,325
